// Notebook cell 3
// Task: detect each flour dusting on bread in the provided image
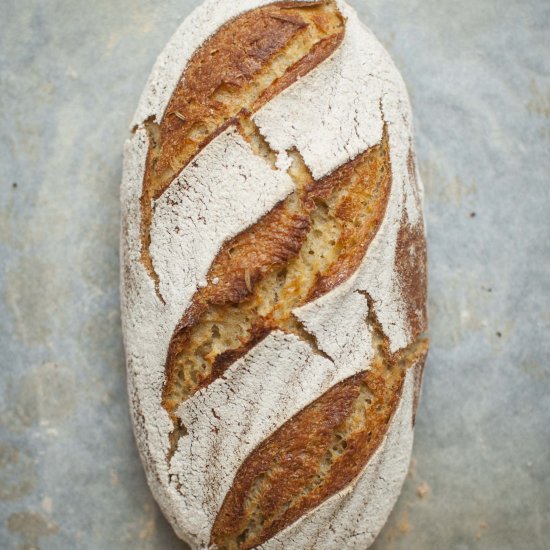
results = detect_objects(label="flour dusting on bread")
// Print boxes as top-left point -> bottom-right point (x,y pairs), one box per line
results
121,1 -> 428,548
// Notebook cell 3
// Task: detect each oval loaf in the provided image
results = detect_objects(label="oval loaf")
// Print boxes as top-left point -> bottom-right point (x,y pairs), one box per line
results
121,0 -> 429,548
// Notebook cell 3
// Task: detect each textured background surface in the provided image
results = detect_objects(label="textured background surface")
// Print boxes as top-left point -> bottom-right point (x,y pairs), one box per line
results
1,0 -> 549,548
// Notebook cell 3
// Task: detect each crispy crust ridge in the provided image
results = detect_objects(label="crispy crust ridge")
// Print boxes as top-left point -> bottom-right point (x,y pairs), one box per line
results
210,305 -> 428,548
162,127 -> 392,416
139,1 -> 345,296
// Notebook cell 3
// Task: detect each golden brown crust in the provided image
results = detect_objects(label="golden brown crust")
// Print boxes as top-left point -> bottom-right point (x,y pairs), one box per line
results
213,373 -> 373,549
395,217 -> 428,340
202,203 -> 311,308
305,131 -> 392,301
162,129 -> 392,417
211,327 -> 429,549
139,1 -> 345,296
253,32 -> 344,110
153,8 -> 306,180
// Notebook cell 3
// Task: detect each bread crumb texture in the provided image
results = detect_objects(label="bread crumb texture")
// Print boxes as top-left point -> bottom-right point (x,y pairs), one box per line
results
121,0 -> 428,548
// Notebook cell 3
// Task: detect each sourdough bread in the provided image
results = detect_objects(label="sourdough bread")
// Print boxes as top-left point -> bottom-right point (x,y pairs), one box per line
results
121,1 -> 428,548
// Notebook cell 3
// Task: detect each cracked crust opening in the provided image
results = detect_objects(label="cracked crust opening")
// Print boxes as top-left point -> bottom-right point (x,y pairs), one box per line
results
162,125 -> 392,427
211,319 -> 428,549
160,114 -> 394,540
139,0 -> 345,297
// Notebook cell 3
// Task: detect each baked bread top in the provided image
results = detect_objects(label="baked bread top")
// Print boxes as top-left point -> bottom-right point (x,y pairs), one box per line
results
121,1 -> 428,548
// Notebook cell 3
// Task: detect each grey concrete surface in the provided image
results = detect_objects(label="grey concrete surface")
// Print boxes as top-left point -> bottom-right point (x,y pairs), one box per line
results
1,0 -> 549,548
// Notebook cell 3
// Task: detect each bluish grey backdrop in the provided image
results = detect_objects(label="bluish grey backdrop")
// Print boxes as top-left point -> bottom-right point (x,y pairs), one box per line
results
1,0 -> 549,548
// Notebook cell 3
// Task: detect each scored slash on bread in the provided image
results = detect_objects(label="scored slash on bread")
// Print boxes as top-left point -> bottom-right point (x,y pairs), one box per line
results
139,2 -> 345,300
121,0 -> 428,548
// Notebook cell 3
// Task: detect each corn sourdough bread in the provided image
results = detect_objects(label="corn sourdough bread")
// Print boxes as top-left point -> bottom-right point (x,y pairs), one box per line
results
121,0 -> 428,548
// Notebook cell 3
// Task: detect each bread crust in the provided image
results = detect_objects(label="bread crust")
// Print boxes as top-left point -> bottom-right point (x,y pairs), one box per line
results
211,315 -> 428,549
121,1 -> 428,548
162,128 -> 391,414
139,1 -> 344,297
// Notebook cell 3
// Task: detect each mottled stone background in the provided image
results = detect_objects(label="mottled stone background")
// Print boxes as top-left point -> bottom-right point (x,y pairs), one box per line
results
1,0 -> 549,548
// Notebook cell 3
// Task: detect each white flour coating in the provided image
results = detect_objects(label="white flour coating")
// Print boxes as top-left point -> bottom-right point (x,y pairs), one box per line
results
121,127 -> 294,546
352,87 -> 424,353
287,2 -> 424,354
170,330 -> 373,546
294,95 -> 422,353
253,2 -> 390,181
260,365 -> 417,550
121,0 -> 426,548
131,0 -> 316,128
295,278 -> 373,370
122,127 -> 199,547
121,127 -> 173,480
150,126 -> 294,310
122,1 -> 330,544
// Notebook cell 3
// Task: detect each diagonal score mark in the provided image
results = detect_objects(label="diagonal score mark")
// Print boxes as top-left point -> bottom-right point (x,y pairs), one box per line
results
162,117 -> 393,462
138,1 -> 345,301
210,289 -> 429,549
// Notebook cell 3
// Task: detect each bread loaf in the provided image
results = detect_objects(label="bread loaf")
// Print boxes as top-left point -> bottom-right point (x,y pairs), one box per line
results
121,0 -> 428,548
